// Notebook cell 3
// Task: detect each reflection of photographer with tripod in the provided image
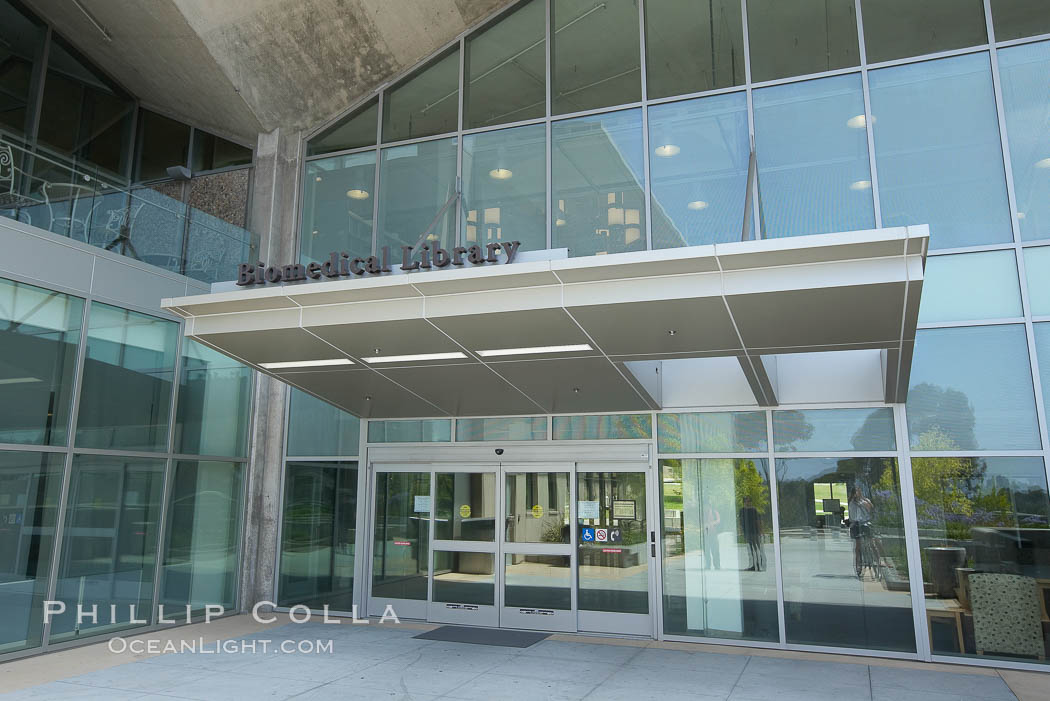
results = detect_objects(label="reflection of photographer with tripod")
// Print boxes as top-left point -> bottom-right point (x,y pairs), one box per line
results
848,487 -> 878,579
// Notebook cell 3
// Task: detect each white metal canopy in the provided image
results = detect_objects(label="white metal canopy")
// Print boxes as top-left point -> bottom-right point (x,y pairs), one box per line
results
162,226 -> 927,418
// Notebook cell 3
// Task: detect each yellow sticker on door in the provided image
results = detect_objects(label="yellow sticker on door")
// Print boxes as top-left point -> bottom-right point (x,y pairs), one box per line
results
459,504 -> 471,519
531,504 -> 544,518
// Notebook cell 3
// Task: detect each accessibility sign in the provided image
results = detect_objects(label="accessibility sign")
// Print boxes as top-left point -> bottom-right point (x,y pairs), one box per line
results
581,527 -> 595,542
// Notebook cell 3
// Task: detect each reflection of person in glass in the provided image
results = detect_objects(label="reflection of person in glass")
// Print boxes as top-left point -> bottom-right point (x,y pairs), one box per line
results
739,496 -> 763,571
703,503 -> 721,569
848,486 -> 874,576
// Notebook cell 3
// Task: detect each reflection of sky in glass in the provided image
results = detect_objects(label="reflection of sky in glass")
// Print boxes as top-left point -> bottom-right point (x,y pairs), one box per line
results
753,74 -> 874,237
869,53 -> 1011,249
649,92 -> 750,248
998,40 -> 1050,241
917,250 -> 1022,323
907,325 -> 1040,450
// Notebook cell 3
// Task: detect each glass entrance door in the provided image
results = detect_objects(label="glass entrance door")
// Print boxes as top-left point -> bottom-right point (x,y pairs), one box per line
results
576,465 -> 653,635
500,464 -> 577,632
368,468 -> 431,619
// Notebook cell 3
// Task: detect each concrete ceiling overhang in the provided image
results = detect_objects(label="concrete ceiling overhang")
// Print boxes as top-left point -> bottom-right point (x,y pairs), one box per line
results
162,226 -> 928,419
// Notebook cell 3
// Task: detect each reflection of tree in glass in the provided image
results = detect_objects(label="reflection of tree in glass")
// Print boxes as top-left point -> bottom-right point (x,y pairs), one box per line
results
907,383 -> 977,450
772,410 -> 814,450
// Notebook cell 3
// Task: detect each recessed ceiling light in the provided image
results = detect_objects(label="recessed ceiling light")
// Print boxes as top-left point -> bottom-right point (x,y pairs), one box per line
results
1017,212 -> 1026,220
687,200 -> 708,210
489,167 -> 513,180
850,180 -> 872,191
556,218 -> 566,226
846,114 -> 871,129
315,175 -> 323,182
476,344 -> 593,358
346,188 -> 370,199
654,144 -> 680,157
260,359 -> 354,369
1036,157 -> 1050,169
363,352 -> 467,364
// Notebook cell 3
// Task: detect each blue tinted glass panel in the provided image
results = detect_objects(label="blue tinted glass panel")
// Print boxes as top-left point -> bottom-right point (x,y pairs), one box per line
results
1027,248 -> 1050,316
456,417 -> 546,441
368,419 -> 451,443
287,388 -> 360,457
753,74 -> 875,237
774,408 -> 896,452
649,92 -> 750,248
658,412 -> 767,453
870,54 -> 1012,249
1034,323 -> 1050,424
907,325 -> 1040,450
175,339 -> 252,457
918,251 -> 1022,323
552,109 -> 646,257
999,41 -> 1050,241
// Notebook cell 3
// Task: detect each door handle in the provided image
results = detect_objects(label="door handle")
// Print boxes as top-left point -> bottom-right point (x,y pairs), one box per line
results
650,530 -> 656,558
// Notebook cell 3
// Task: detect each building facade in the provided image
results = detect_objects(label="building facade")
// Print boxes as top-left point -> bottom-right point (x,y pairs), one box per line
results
2,0 -> 1050,674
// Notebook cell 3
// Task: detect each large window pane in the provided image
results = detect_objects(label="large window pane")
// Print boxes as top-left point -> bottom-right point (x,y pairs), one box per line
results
552,108 -> 646,257
0,451 -> 63,654
753,74 -> 875,237
919,251 -> 1023,323
505,554 -> 571,609
746,0 -> 859,82
552,0 -> 641,114
160,460 -> 243,614
907,325 -> 1041,450
1026,248 -> 1050,316
461,124 -> 546,255
658,412 -> 768,453
382,50 -> 459,143
456,417 -> 546,442
135,109 -> 190,182
278,461 -> 357,610
0,278 -> 83,446
505,472 -> 570,544
553,414 -> 652,440
1034,323 -> 1050,423
190,131 -> 252,172
301,151 -> 376,265
774,408 -> 896,453
776,457 -> 914,652
376,137 -> 458,255
433,551 -> 495,605
649,92 -> 750,248
0,1 -> 43,138
75,303 -> 178,452
913,457 -> 1049,663
174,339 -> 252,457
464,0 -> 545,128
577,471 -> 648,613
870,54 -> 1012,249
372,471 -> 430,600
37,38 -> 133,177
287,388 -> 360,457
661,458 -> 777,642
999,41 -> 1050,242
860,0 -> 987,64
50,455 -> 165,642
308,98 -> 378,157
991,0 -> 1050,41
435,472 -> 496,541
367,419 -> 450,443
645,0 -> 743,100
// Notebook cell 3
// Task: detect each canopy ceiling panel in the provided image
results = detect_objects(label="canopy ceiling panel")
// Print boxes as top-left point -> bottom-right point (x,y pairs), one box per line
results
164,226 -> 927,417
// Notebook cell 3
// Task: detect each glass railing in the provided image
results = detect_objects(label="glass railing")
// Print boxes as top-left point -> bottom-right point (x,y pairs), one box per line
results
0,136 -> 255,284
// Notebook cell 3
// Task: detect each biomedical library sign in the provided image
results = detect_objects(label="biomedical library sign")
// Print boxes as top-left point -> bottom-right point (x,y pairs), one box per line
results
236,241 -> 522,286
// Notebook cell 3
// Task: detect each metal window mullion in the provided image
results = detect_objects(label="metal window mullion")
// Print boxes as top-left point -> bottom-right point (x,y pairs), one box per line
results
25,25 -> 51,145
40,296 -> 92,650
857,14 -> 883,229
638,0 -> 653,251
765,410 -> 788,647
545,0 -> 553,251
455,37 -> 466,249
371,94 -> 384,258
353,417 -> 370,616
150,326 -> 184,624
893,403 -> 932,661
740,0 -> 760,239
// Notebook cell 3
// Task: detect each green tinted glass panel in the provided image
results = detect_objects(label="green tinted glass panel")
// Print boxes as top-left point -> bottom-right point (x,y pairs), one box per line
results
278,461 -> 357,610
552,0 -> 641,114
552,414 -> 652,440
464,0 -> 545,128
990,0 -> 1050,41
918,251 -> 1022,323
658,412 -> 767,453
75,302 -> 178,452
0,277 -> 83,446
645,0 -> 744,99
746,0 -> 859,82
860,0 -> 987,64
160,460 -> 244,613
1027,248 -> 1050,316
0,450 -> 63,654
175,339 -> 252,457
308,98 -> 378,156
300,151 -> 376,265
376,137 -> 458,254
372,471 -> 430,600
367,419 -> 451,443
383,50 -> 459,142
287,388 -> 360,456
456,417 -> 546,441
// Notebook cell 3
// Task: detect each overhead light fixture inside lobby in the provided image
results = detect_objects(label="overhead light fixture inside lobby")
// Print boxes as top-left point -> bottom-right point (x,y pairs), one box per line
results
1036,157 -> 1050,169
346,188 -> 370,199
847,114 -> 873,128
363,352 -> 467,363
489,167 -> 513,180
477,344 -> 592,357
850,180 -> 872,190
687,200 -> 708,210
260,359 -> 354,369
654,144 -> 680,157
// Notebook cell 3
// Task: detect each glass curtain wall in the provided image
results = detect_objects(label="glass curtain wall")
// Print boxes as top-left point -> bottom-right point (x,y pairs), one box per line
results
0,277 -> 252,656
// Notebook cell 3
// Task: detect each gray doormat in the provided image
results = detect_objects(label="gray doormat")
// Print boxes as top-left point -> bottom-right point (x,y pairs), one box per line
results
414,625 -> 550,648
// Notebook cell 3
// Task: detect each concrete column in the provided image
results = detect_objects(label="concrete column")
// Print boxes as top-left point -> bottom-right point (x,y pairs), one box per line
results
238,127 -> 301,612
